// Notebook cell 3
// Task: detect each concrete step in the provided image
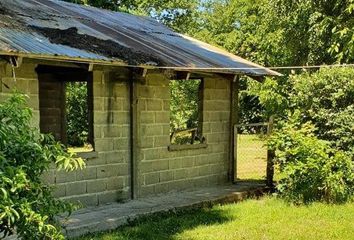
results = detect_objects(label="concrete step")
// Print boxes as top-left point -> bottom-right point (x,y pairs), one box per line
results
62,182 -> 268,238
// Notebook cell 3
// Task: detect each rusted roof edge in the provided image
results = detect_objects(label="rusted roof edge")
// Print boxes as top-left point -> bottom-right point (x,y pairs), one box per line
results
0,51 -> 281,76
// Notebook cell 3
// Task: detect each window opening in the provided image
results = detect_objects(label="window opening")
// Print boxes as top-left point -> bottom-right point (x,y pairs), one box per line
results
37,65 -> 94,152
169,79 -> 204,145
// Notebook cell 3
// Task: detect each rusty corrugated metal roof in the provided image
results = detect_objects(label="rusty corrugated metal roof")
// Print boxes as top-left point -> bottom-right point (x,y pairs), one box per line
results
0,0 -> 280,76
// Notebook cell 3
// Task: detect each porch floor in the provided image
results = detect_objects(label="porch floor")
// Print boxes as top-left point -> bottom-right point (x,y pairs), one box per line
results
62,181 -> 268,238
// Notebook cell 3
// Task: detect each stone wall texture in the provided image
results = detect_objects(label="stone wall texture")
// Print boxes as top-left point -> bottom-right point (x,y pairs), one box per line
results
0,60 -> 231,206
136,72 -> 230,197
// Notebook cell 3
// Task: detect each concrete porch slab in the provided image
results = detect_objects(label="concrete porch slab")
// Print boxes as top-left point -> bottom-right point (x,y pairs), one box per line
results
62,181 -> 268,238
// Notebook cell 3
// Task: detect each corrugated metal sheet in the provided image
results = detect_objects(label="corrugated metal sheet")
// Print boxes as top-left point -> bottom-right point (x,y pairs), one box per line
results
0,0 -> 280,76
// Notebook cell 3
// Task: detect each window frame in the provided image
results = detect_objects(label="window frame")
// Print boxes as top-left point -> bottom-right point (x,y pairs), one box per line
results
168,78 -> 206,150
37,65 -> 94,152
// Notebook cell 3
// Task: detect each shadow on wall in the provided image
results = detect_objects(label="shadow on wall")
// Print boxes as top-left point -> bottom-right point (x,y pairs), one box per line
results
77,207 -> 232,240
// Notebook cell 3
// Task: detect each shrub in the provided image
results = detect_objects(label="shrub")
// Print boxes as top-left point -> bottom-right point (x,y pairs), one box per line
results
251,68 -> 354,203
290,67 -> 354,157
251,67 -> 354,158
0,93 -> 85,239
268,114 -> 354,204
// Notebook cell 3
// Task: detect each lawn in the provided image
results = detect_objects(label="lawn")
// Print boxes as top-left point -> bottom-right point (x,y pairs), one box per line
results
236,134 -> 268,180
77,197 -> 354,240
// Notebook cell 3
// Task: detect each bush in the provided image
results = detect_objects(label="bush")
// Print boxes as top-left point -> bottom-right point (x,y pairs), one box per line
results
290,67 -> 354,157
268,114 -> 354,204
251,68 -> 354,158
0,93 -> 85,239
250,68 -> 354,203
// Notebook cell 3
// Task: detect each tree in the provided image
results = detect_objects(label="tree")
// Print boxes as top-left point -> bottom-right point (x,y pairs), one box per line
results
63,0 -> 200,33
189,0 -> 354,67
289,67 -> 354,155
63,0 -> 354,65
188,0 -> 354,125
188,0 -> 288,66
272,0 -> 354,65
254,67 -> 354,157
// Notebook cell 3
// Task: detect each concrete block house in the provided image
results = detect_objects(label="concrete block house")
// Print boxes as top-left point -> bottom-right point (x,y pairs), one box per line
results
0,0 -> 279,206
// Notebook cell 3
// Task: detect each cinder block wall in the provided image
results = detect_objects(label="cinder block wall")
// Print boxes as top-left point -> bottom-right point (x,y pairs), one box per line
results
38,74 -> 65,141
0,61 -> 131,206
136,71 -> 231,197
1,61 -> 231,205
54,69 -> 131,206
0,60 -> 40,127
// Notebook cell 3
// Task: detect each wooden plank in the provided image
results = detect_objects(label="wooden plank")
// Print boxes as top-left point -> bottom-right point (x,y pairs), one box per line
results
130,76 -> 139,199
0,52 -> 275,77
0,51 -> 127,67
87,73 -> 94,148
266,116 -> 275,188
60,81 -> 67,145
233,124 -> 238,182
168,143 -> 207,151
235,122 -> 269,127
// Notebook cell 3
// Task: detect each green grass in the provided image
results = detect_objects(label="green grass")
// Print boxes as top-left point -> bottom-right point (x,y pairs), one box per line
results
237,134 -> 267,180
77,197 -> 354,240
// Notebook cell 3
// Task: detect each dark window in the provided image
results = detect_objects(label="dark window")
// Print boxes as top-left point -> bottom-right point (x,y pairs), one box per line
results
169,79 -> 204,145
37,65 -> 94,152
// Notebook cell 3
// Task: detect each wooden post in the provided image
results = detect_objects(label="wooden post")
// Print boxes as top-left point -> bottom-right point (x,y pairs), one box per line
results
60,81 -> 67,145
266,115 -> 275,188
233,124 -> 238,183
229,76 -> 239,183
130,75 -> 139,199
87,73 -> 94,148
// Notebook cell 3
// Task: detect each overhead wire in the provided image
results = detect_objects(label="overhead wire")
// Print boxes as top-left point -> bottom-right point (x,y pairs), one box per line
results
156,63 -> 354,71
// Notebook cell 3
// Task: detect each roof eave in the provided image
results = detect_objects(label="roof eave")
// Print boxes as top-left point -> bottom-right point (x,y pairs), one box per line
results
0,51 -> 281,77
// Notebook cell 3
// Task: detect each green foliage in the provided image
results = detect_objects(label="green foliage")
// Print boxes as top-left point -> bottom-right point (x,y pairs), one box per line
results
62,0 -> 354,65
0,93 -> 85,239
63,0 -> 121,11
251,68 -> 354,204
66,82 -> 89,147
268,114 -> 354,204
190,0 -> 289,66
202,0 -> 354,66
253,67 -> 354,156
62,0 -> 200,33
273,0 -> 354,64
237,75 -> 289,127
170,80 -> 201,131
246,77 -> 289,119
289,67 -> 354,156
185,0 -> 353,127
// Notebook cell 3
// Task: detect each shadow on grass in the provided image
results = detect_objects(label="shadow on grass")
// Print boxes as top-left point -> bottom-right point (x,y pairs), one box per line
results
77,207 -> 233,240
